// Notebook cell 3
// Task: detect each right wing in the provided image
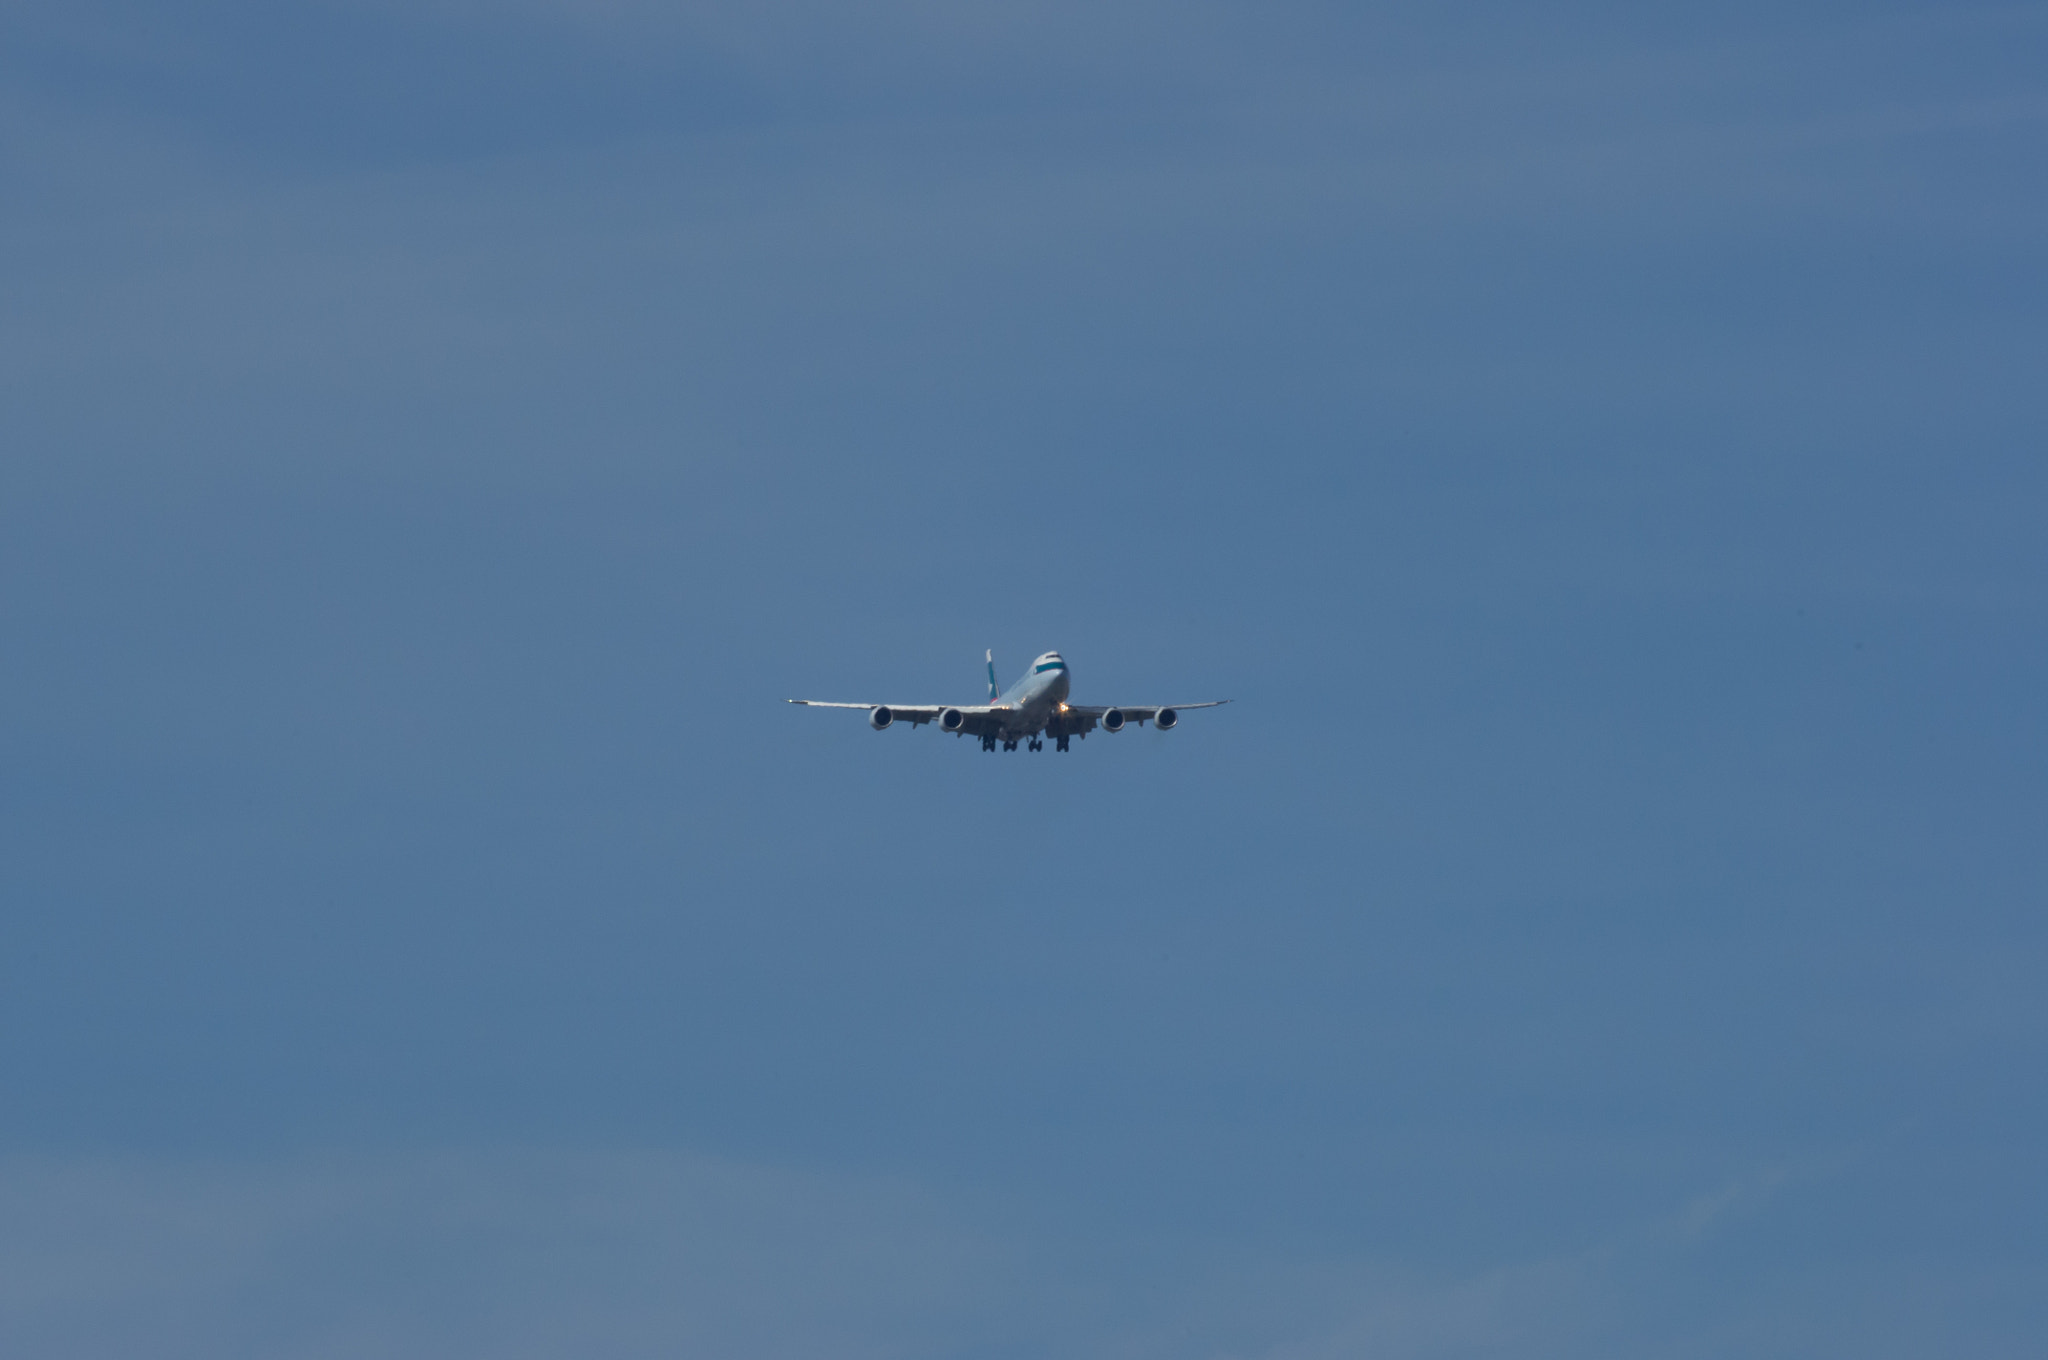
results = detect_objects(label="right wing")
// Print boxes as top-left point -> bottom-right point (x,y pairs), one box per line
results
786,700 -> 1006,733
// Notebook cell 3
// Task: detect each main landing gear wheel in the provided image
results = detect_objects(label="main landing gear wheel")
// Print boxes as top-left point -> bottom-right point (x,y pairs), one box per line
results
1002,739 -> 1019,752
1028,740 -> 1042,751
1055,735 -> 1070,752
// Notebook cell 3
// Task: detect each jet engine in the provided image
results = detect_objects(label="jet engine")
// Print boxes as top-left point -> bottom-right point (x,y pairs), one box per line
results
939,708 -> 966,733
869,706 -> 894,730
1101,707 -> 1127,733
1155,707 -> 1178,731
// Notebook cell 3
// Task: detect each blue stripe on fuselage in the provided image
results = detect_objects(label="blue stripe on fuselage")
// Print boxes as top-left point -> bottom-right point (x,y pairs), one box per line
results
998,657 -> 1072,719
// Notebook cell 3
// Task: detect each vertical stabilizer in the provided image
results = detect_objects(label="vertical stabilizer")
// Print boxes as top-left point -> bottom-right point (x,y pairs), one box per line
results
987,649 -> 999,701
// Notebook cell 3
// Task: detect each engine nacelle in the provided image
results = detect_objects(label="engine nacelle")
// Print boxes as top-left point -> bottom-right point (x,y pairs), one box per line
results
939,708 -> 966,733
1101,707 -> 1127,733
1155,707 -> 1178,731
869,706 -> 894,730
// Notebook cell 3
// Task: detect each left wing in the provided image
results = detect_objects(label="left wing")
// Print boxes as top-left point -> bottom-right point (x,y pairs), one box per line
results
1059,700 -> 1229,733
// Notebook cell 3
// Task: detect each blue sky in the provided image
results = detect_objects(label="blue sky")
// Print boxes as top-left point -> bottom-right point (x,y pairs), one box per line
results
3,2 -> 2046,1355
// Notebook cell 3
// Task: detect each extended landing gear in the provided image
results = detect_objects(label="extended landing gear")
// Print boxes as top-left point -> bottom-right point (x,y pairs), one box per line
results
983,731 -> 1062,753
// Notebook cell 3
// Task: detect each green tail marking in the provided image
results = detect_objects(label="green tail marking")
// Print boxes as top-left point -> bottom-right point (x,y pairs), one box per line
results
987,650 -> 998,701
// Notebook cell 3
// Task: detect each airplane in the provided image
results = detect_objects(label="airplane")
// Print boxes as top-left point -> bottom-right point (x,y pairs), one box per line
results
789,651 -> 1229,752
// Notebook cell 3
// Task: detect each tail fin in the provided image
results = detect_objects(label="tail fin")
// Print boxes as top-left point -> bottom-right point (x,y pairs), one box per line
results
987,649 -> 999,702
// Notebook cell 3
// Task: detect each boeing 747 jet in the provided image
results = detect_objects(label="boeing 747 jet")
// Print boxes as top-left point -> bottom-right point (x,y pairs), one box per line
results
789,651 -> 1228,752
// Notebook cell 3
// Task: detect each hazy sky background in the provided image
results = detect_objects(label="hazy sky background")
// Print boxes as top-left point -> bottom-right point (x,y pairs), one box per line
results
3,2 -> 2045,1356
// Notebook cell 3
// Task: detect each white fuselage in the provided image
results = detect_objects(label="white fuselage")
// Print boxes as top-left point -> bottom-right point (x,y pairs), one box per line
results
996,651 -> 1072,737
